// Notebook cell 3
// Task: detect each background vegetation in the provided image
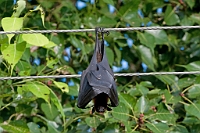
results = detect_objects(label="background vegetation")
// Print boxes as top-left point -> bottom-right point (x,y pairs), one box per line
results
0,0 -> 200,132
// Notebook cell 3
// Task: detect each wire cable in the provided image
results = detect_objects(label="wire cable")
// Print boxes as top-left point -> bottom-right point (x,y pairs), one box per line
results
0,26 -> 200,34
1,25 -> 200,80
0,71 -> 200,80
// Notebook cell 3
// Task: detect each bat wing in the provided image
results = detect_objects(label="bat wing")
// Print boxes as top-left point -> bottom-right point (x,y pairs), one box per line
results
97,38 -> 118,107
87,66 -> 118,107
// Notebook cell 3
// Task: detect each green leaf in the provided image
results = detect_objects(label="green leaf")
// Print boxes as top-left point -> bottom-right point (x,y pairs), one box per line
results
185,0 -> 195,9
30,5 -> 46,27
123,121 -> 135,133
23,80 -> 64,122
135,96 -> 149,113
149,104 -> 177,124
97,16 -> 117,27
136,84 -> 149,96
41,103 -> 59,120
182,32 -> 191,42
178,77 -> 195,89
0,34 -> 9,44
22,34 -> 49,46
114,45 -> 121,64
119,1 -> 139,15
148,89 -> 161,96
179,61 -> 200,71
46,58 -> 58,69
119,93 -> 136,111
171,125 -> 189,133
1,17 -> 23,43
103,0 -> 114,5
164,5 -> 180,25
85,44 -> 93,54
146,122 -> 169,133
137,32 -> 155,52
70,36 -> 82,48
0,120 -> 29,133
128,87 -> 141,97
140,81 -> 154,88
23,81 -> 50,103
53,81 -> 69,93
145,30 -> 168,44
106,47 -> 114,65
85,117 -> 101,128
43,41 -> 56,48
37,115 -> 60,133
136,45 -> 155,71
27,122 -> 40,133
155,75 -> 176,85
123,12 -> 141,27
47,121 -> 60,133
49,91 -> 65,123
0,93 -> 14,99
115,39 -> 127,47
68,85 -> 79,96
187,84 -> 200,98
163,90 -> 180,104
15,61 -> 31,76
182,116 -> 200,125
15,104 -> 33,116
185,103 -> 200,119
1,42 -> 26,74
119,1 -> 140,26
190,13 -> 200,25
180,16 -> 194,26
12,0 -> 26,17
112,102 -> 129,121
103,124 -> 118,133
70,36 -> 86,56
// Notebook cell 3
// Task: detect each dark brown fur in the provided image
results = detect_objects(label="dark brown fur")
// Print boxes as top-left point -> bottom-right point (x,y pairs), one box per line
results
92,93 -> 110,113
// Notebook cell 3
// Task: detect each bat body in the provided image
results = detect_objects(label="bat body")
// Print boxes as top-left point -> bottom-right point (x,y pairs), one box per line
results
77,28 -> 118,113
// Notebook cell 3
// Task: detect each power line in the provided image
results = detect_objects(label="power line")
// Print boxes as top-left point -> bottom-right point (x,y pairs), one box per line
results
0,26 -> 200,34
0,71 -> 200,80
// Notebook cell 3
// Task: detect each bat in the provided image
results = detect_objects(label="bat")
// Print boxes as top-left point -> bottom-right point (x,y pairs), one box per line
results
77,27 -> 118,113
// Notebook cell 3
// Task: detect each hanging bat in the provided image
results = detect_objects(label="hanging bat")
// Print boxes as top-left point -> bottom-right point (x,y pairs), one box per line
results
77,27 -> 118,113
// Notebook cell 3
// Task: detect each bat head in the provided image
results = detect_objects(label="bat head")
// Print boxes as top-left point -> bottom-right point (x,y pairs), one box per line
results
92,93 -> 112,114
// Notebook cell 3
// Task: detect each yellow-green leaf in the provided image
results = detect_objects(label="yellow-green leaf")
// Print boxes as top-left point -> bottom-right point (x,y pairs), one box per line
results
43,41 -> 56,48
23,82 -> 50,103
12,0 -> 26,17
1,42 -> 26,74
53,81 -> 69,93
22,34 -> 49,46
2,17 -> 23,43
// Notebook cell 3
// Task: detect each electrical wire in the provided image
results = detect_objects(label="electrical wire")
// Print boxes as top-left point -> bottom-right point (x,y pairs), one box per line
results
0,71 -> 200,80
0,26 -> 200,34
0,25 -> 200,80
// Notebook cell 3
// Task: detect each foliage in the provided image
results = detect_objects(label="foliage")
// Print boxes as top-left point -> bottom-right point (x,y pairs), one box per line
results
0,0 -> 200,132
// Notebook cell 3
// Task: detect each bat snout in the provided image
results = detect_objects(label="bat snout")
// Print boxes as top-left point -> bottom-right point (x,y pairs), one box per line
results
97,106 -> 106,113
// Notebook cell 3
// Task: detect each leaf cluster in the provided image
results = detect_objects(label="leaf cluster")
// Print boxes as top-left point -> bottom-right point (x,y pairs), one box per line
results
0,0 -> 200,132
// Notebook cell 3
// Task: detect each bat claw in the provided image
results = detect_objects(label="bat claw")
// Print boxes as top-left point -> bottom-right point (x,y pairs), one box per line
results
96,27 -> 109,36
